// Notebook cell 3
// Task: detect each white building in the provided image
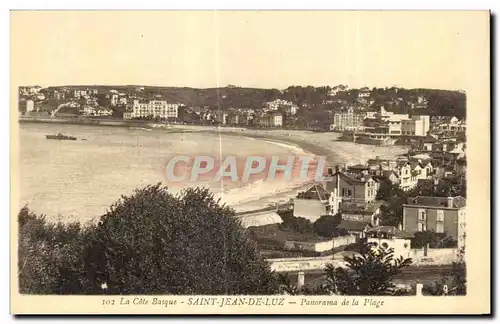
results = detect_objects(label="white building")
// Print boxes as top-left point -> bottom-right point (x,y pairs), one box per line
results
265,99 -> 298,114
401,115 -> 431,136
284,105 -> 298,115
330,107 -> 365,131
327,85 -> 349,97
80,106 -> 113,117
439,116 -> 466,134
125,99 -> 180,120
267,113 -> 283,126
26,100 -> 35,112
73,89 -> 87,99
19,86 -> 42,96
118,96 -> 128,105
358,88 -> 371,98
383,106 -> 430,137
366,226 -> 414,260
110,94 -> 119,106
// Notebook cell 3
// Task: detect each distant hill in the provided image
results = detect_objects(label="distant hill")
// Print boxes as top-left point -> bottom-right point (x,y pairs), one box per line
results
49,85 -> 467,117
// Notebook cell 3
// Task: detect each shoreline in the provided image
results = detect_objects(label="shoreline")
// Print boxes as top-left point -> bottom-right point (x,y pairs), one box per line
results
20,118 -> 408,218
163,125 -> 408,215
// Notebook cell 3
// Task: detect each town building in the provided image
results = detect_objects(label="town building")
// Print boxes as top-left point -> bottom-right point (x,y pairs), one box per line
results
366,226 -> 414,259
19,86 -> 42,96
402,196 -> 466,246
293,183 -> 331,222
438,116 -> 467,135
340,200 -> 383,226
110,94 -> 119,106
124,99 -> 180,120
337,220 -> 370,238
259,112 -> 283,127
264,99 -> 298,115
366,157 -> 398,172
373,170 -> 400,185
327,85 -> 349,97
80,106 -> 113,117
330,107 -> 365,131
375,107 -> 430,137
401,115 -> 431,136
118,96 -> 128,105
73,89 -> 88,99
283,105 -> 298,115
215,111 -> 228,125
19,99 -> 35,113
323,170 -> 380,206
44,88 -> 66,100
227,113 -> 247,126
358,87 -> 371,98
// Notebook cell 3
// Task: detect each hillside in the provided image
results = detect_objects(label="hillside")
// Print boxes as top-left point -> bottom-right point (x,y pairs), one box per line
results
51,85 -> 466,117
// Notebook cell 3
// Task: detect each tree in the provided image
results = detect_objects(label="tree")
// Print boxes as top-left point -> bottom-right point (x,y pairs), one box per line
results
378,185 -> 408,227
275,243 -> 413,296
19,184 -> 279,295
313,213 -> 342,238
322,244 -> 413,295
376,181 -> 400,201
82,184 -> 278,295
18,206 -> 95,294
411,230 -> 457,249
279,213 -> 314,234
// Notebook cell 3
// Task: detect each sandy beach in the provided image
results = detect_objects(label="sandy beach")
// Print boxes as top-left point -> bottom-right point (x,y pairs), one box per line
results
19,122 -> 410,221
170,124 -> 408,167
168,125 -> 409,213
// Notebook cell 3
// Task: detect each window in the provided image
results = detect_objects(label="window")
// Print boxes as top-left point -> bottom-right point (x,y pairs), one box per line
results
418,222 -> 427,231
418,209 -> 427,221
436,210 -> 444,222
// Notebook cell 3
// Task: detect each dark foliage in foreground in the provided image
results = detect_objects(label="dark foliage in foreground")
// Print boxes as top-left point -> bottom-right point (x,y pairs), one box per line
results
18,184 -> 278,295
277,244 -> 413,296
422,247 -> 466,296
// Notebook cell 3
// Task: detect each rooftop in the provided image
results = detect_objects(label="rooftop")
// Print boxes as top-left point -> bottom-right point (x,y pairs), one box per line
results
348,164 -> 370,170
341,200 -> 385,215
296,183 -> 330,201
365,226 -> 414,239
405,196 -> 466,209
338,219 -> 370,231
410,161 -> 423,170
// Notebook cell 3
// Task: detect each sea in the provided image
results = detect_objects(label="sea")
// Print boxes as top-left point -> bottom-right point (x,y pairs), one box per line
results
17,123 -> 315,223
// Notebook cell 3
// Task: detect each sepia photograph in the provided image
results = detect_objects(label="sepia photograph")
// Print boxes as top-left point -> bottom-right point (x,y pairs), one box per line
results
10,10 -> 490,315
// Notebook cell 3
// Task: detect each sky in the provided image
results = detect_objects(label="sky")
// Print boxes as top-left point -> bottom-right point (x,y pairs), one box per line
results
10,10 -> 489,90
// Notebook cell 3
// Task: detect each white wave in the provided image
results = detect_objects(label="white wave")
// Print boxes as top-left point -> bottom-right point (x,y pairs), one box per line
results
259,139 -> 310,156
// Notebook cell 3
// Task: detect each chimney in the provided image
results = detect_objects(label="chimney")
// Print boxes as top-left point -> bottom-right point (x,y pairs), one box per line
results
447,197 -> 454,208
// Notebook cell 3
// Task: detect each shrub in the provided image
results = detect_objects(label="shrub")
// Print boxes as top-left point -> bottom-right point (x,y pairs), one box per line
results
18,184 -> 280,295
313,214 -> 342,238
18,206 -> 95,294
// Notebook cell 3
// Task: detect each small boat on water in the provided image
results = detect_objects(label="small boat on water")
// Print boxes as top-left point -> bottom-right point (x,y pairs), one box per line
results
45,133 -> 77,140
